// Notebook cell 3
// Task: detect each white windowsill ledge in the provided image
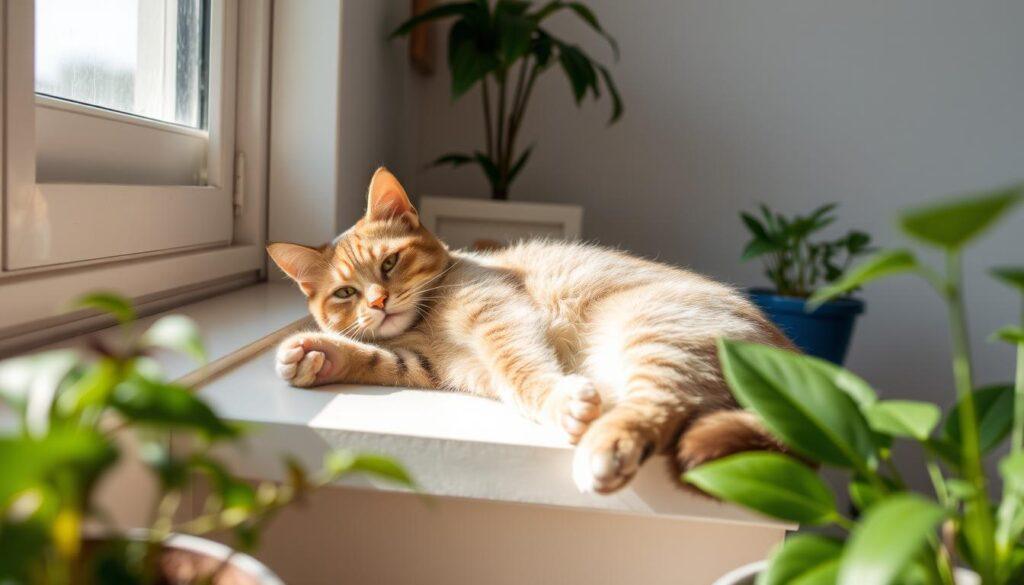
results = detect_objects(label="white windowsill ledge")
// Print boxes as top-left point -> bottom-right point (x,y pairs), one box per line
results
188,283 -> 791,530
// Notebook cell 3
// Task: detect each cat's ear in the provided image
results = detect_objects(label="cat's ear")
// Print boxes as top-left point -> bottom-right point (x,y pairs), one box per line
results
365,167 -> 419,228
267,242 -> 325,297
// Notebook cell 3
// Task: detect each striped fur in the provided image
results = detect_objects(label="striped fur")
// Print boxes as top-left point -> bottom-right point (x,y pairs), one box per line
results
268,168 -> 794,493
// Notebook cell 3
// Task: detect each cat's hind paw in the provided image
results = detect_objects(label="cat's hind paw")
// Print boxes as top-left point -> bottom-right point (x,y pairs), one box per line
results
572,418 -> 653,494
554,375 -> 602,445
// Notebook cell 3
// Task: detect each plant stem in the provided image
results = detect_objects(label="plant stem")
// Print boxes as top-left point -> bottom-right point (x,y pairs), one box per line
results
1012,298 -> 1024,454
495,70 -> 508,191
945,251 -> 996,581
926,456 -> 949,508
481,77 -> 495,160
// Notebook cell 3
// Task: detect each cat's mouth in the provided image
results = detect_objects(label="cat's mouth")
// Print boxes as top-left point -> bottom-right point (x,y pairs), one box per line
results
375,308 -> 417,338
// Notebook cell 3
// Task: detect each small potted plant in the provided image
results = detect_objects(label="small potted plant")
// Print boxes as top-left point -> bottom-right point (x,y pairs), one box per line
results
391,0 -> 622,247
740,203 -> 873,364
0,293 -> 412,584
694,184 -> 1024,585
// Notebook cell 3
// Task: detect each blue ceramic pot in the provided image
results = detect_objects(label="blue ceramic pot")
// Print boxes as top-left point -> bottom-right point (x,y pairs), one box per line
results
748,289 -> 865,365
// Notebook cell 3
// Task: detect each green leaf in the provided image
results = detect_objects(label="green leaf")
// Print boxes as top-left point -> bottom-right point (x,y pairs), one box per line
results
448,24 -> 500,98
805,355 -> 878,409
0,430 -> 118,510
390,1 -> 478,38
808,249 -> 918,309
718,340 -> 878,470
140,315 -> 207,364
495,10 -> 534,65
849,479 -> 884,512
742,238 -> 784,261
506,145 -> 534,184
864,400 -> 941,441
325,452 -> 415,488
898,183 -> 1024,249
564,2 -> 619,60
759,534 -> 843,585
944,384 -> 1013,455
431,152 -> 474,167
990,326 -> 1024,345
110,377 -> 238,439
596,64 -> 623,123
1001,452 -> 1024,494
69,291 -> 136,324
557,43 -> 597,103
54,358 -> 119,419
683,452 -> 836,524
992,266 -> 1024,293
837,494 -> 946,585
473,151 -> 502,189
741,212 -> 770,240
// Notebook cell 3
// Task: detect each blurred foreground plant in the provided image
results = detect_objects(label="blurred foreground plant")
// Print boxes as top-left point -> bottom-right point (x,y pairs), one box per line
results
0,294 -> 413,584
689,184 -> 1024,584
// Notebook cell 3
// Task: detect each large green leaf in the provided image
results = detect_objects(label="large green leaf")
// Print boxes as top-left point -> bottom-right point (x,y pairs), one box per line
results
759,534 -> 843,585
69,291 -> 136,324
992,266 -> 1024,293
390,1 -> 478,38
944,384 -> 1013,455
805,357 -> 878,409
140,315 -> 206,364
431,152 -> 474,167
808,249 -> 919,309
837,494 -> 946,585
0,430 -> 118,510
110,377 -> 237,439
864,400 -> 941,441
596,64 -> 623,123
683,452 -> 836,524
718,340 -> 878,470
898,184 -> 1023,249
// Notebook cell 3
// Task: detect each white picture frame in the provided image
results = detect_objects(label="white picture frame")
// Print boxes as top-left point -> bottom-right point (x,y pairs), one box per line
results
418,196 -> 583,250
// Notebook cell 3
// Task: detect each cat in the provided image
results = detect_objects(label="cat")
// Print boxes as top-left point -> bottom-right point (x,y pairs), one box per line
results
267,167 -> 793,494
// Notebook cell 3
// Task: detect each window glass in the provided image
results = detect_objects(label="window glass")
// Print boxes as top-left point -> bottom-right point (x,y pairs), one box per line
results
35,0 -> 208,129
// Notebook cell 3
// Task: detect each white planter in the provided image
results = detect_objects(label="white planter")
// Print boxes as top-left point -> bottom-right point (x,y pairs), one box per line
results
418,195 -> 582,250
163,533 -> 285,585
711,560 -> 980,585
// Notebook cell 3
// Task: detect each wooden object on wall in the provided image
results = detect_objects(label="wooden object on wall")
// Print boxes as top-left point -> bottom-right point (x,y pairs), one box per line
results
409,0 -> 435,75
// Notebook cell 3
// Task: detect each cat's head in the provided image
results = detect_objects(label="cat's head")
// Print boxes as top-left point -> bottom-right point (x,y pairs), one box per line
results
267,167 -> 450,339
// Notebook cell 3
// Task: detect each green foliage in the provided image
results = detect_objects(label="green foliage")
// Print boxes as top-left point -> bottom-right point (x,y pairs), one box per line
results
0,292 -> 413,584
392,1 -> 622,199
692,182 -> 1024,584
683,452 -> 837,524
740,203 -> 873,298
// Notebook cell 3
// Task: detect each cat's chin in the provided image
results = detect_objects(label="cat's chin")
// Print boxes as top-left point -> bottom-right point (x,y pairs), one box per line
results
375,308 -> 418,338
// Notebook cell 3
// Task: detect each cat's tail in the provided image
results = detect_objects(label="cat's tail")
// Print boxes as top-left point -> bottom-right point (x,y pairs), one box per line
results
673,409 -> 790,490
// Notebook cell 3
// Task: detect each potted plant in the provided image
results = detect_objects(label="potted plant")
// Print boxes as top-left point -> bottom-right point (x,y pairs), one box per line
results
391,0 -> 622,248
740,203 -> 873,364
0,293 -> 412,584
691,184 -> 1024,585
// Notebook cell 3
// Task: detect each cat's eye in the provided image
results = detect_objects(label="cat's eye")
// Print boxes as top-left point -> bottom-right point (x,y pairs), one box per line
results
381,253 -> 399,274
334,286 -> 358,299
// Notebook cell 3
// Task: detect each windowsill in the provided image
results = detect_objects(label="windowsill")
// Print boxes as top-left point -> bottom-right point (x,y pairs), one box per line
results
44,282 -> 794,530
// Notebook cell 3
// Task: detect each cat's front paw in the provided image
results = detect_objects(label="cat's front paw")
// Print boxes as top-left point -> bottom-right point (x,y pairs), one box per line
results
275,333 -> 339,387
552,375 -> 602,444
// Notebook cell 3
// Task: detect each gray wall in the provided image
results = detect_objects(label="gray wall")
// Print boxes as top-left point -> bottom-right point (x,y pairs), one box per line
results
410,0 -> 1024,423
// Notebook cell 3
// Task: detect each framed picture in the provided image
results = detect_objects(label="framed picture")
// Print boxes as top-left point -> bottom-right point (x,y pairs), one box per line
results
419,196 -> 583,250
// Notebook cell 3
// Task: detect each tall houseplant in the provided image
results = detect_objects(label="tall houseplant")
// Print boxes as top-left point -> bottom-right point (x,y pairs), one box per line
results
0,293 -> 412,584
693,184 -> 1024,585
392,0 -> 622,200
740,203 -> 873,364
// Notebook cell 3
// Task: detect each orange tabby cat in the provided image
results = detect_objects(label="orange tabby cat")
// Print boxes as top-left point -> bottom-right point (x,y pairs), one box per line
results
267,168 -> 793,493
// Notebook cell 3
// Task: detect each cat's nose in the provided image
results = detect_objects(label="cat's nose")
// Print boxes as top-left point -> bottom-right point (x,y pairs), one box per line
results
367,285 -> 388,310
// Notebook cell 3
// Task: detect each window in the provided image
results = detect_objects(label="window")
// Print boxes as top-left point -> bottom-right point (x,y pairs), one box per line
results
0,0 -> 271,342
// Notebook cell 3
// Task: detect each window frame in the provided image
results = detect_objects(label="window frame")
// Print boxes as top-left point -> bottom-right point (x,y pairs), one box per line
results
0,0 -> 270,342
